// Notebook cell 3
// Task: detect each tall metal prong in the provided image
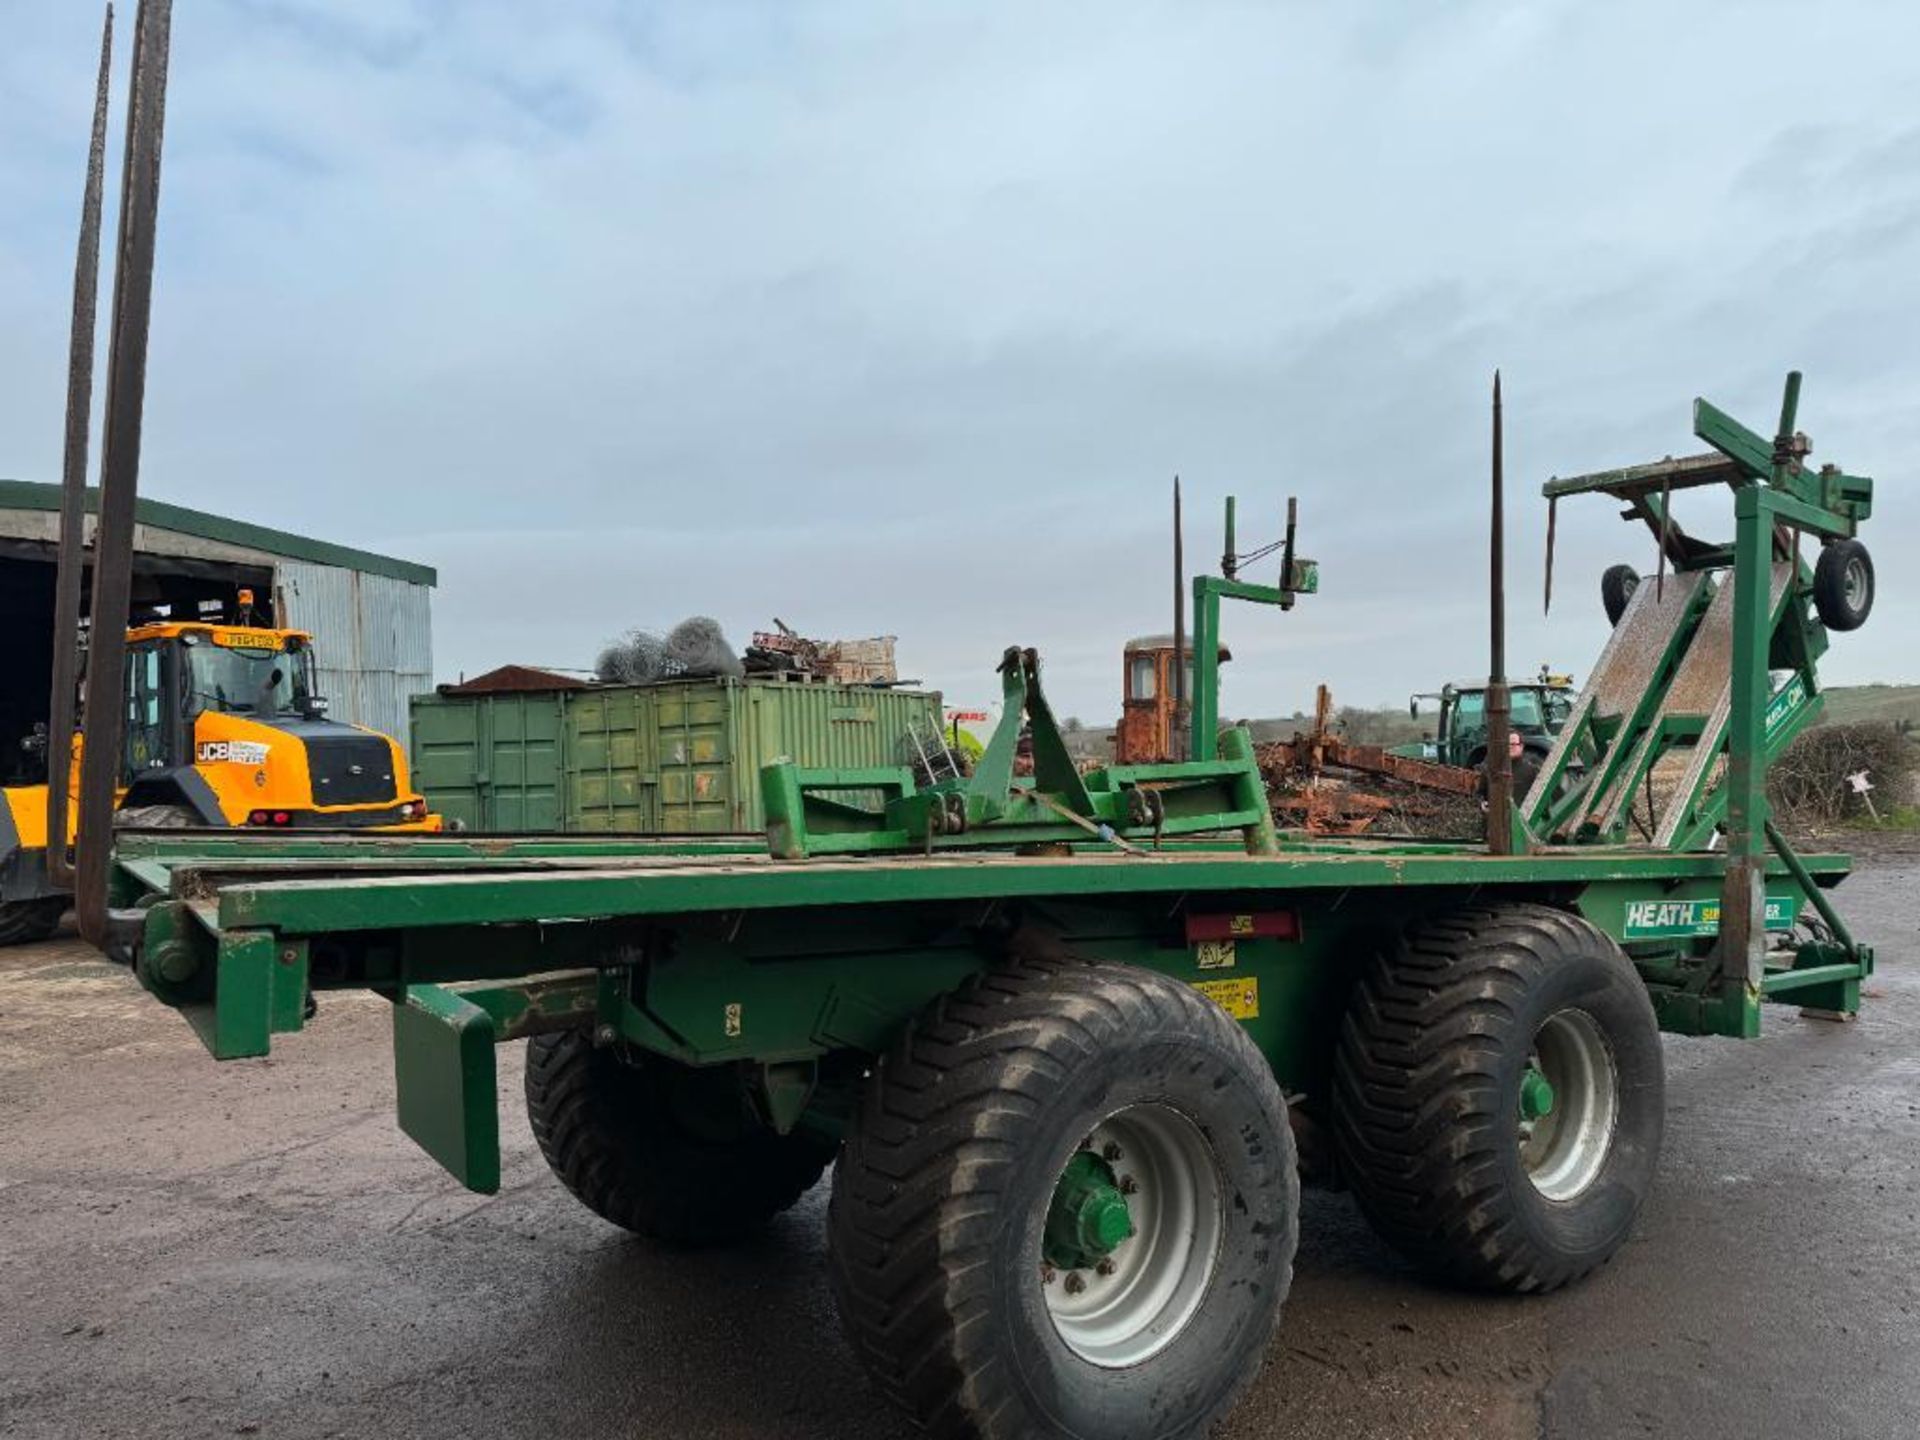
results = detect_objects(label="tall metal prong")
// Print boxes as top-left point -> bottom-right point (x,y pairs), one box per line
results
1171,476 -> 1186,762
76,0 -> 174,946
1278,495 -> 1298,611
1485,370 -> 1514,854
46,4 -> 115,891
1543,494 -> 1557,616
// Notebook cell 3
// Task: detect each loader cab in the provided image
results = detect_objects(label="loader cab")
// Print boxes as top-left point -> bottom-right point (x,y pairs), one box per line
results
122,623 -> 323,780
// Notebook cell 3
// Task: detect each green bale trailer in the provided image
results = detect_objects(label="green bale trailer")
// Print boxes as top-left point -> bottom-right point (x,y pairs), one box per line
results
47,29 -> 1879,1434
96,378 -> 1879,1439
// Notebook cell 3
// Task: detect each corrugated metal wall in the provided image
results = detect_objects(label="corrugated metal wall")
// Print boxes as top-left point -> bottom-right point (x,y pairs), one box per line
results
276,560 -> 433,742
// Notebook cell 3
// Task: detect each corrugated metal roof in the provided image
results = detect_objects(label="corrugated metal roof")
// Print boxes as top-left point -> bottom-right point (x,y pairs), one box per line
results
0,478 -> 435,586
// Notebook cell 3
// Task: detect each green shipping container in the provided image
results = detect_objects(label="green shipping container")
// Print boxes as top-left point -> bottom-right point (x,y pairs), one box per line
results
409,678 -> 945,834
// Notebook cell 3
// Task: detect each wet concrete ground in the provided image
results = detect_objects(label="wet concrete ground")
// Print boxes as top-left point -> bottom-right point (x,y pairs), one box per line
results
2,859 -> 1915,1439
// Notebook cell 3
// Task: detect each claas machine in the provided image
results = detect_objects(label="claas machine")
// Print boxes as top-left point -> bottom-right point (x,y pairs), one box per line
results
44,7 -> 1885,1438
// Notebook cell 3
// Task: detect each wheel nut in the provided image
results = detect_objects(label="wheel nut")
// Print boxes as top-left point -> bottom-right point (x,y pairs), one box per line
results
1119,1175 -> 1138,1195
1063,1272 -> 1086,1295
1040,1264 -> 1056,1286
1101,1142 -> 1124,1162
1095,1259 -> 1117,1277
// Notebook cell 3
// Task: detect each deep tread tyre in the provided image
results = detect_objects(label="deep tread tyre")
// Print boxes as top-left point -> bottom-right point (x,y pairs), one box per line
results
0,898 -> 67,947
524,1031 -> 833,1246
1601,564 -> 1640,626
1813,538 -> 1873,632
829,956 -> 1297,1440
1332,902 -> 1663,1294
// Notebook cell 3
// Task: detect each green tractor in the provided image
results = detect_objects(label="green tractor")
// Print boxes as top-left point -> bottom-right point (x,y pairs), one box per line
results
1400,669 -> 1577,770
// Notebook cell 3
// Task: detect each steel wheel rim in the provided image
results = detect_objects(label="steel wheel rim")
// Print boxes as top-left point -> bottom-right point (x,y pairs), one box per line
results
1519,1009 -> 1619,1201
1041,1103 -> 1224,1368
1844,557 -> 1869,610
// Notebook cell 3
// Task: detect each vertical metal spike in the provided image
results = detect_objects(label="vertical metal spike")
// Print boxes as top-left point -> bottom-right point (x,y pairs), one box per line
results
1655,473 -> 1672,602
1486,370 -> 1514,855
1542,494 -> 1557,617
1171,476 -> 1186,763
46,4 -> 115,891
1279,495 -> 1298,612
76,0 -> 174,946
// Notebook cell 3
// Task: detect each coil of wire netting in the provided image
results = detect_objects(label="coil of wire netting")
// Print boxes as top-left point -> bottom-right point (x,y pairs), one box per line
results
664,616 -> 744,679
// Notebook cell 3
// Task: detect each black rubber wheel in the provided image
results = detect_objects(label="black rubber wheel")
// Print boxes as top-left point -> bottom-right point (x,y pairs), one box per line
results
1813,539 -> 1874,632
829,957 -> 1297,1440
0,898 -> 67,947
1332,902 -> 1663,1294
524,1031 -> 834,1246
1601,564 -> 1641,626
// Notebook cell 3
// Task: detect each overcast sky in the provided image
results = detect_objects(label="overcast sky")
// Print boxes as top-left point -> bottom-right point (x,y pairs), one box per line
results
2,1 -> 1913,723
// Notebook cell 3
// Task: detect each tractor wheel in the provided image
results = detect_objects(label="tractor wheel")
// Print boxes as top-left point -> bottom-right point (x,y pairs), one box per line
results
829,957 -> 1296,1440
1601,564 -> 1640,626
1332,902 -> 1663,1293
1813,539 -> 1874,632
524,1031 -> 834,1246
0,898 -> 67,947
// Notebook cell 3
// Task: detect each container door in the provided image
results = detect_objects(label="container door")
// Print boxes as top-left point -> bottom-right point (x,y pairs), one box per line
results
409,696 -> 485,830
567,688 -> 656,832
655,681 -> 734,832
482,694 -> 566,831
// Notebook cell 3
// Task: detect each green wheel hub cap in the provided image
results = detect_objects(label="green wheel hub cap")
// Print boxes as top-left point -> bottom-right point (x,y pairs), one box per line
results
1044,1151 -> 1134,1271
1520,1066 -> 1556,1123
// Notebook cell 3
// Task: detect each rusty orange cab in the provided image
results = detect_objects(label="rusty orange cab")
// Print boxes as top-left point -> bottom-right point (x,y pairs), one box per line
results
1112,633 -> 1231,765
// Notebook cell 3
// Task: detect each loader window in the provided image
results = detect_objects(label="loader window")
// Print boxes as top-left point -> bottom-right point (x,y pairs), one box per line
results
124,645 -> 168,774
185,640 -> 312,717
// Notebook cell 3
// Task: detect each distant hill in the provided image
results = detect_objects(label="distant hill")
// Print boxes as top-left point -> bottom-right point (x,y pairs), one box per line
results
1818,684 -> 1920,730
1063,683 -> 1919,761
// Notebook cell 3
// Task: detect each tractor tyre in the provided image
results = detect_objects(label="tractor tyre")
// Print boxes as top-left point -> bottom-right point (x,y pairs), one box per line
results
1813,539 -> 1874,632
524,1031 -> 834,1246
0,898 -> 67,947
1332,902 -> 1663,1293
1601,564 -> 1640,626
829,957 -> 1296,1440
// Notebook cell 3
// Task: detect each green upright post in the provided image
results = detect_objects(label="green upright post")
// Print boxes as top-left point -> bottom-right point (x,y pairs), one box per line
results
1190,578 -> 1222,762
1719,483 -> 1772,989
1718,374 -> 1800,989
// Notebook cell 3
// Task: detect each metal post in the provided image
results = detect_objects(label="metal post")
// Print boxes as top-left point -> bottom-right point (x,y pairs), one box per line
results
1485,371 -> 1514,854
1543,494 -> 1557,616
1190,578 -> 1222,762
1278,496 -> 1298,611
1171,477 -> 1186,762
75,0 -> 173,946
46,5 -> 114,891
1719,484 -> 1773,987
1221,495 -> 1237,579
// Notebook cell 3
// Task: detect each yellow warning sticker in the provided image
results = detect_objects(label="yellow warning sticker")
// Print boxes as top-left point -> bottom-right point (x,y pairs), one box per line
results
1193,977 -> 1259,1020
1194,940 -> 1237,971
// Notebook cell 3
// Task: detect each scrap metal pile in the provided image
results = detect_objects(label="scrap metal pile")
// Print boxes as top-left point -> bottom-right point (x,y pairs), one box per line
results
1256,685 -> 1484,837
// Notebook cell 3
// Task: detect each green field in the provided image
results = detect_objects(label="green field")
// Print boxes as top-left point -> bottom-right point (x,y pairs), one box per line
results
1071,684 -> 1919,762
1816,683 -> 1920,730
